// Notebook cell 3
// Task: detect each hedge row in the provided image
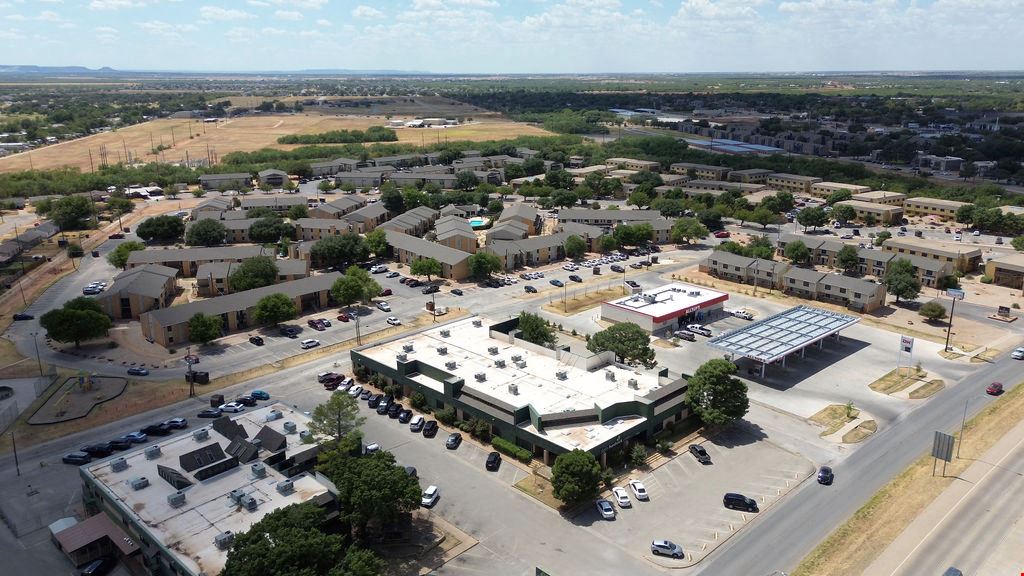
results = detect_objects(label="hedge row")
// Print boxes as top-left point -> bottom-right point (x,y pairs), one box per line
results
491,436 -> 532,463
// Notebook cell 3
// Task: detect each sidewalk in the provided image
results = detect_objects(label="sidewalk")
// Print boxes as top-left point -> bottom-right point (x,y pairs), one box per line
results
865,416 -> 1024,575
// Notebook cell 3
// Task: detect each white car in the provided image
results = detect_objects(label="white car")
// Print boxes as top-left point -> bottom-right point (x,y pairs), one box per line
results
611,486 -> 631,508
954,234 -> 962,241
972,230 -> 981,236
370,265 -> 387,273
376,301 -> 391,312
386,316 -> 401,326
347,385 -> 363,397
595,498 -> 616,520
421,485 -> 439,507
686,324 -> 712,337
728,309 -> 754,321
628,479 -> 649,501
1012,347 -> 1024,360
219,402 -> 245,413
300,339 -> 320,349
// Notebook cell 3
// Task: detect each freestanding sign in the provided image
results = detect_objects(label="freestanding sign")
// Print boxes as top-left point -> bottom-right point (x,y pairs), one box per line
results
932,431 -> 955,476
946,288 -> 965,300
897,335 -> 914,374
900,335 -> 914,353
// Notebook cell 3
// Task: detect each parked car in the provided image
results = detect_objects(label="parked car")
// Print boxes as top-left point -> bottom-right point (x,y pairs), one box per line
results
164,417 -> 188,429
723,492 -> 758,512
248,335 -> 265,345
524,285 -> 538,293
422,285 -> 440,294
123,431 -> 148,443
817,466 -> 834,485
336,312 -> 350,323
376,301 -> 391,312
79,556 -> 116,576
688,444 -> 712,464
387,403 -> 402,418
250,390 -> 270,401
986,382 -> 1004,395
370,265 -> 387,273
141,423 -> 172,436
650,540 -> 684,559
62,452 -> 92,465
451,289 -> 463,296
611,486 -> 631,508
359,390 -> 372,401
81,443 -> 114,457
407,279 -> 423,288
686,324 -> 712,337
727,309 -> 754,320
127,367 -> 149,376
197,408 -> 222,418
595,498 -> 616,520
379,288 -> 393,297
398,277 -> 409,284
628,479 -> 649,501
713,230 -> 731,238
234,395 -> 257,407
12,313 -> 34,321
672,330 -> 696,342
610,265 -> 625,273
422,420 -> 439,437
421,485 -> 440,507
279,326 -> 300,338
549,279 -> 564,287
300,339 -> 320,349
386,316 -> 401,326
367,394 -> 383,409
347,385 -> 363,398
219,402 -> 245,413
386,271 -> 400,278
1011,347 -> 1024,360
410,415 -> 425,432
445,432 -> 463,449
398,409 -> 413,423
307,319 -> 325,331
108,438 -> 133,451
485,451 -> 502,471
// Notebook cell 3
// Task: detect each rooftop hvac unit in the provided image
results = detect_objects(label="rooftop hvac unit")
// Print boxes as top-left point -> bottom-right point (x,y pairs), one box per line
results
251,462 -> 267,478
283,421 -> 297,434
688,290 -> 701,297
474,372 -> 487,382
508,383 -> 519,395
396,353 -> 408,362
193,429 -> 209,442
494,359 -> 506,368
556,370 -> 568,380
511,354 -> 522,362
402,343 -> 414,352
472,319 -> 482,327
440,329 -> 450,337
251,439 -> 262,451
628,378 -> 639,389
276,479 -> 294,495
488,346 -> 499,355
144,445 -> 161,460
265,410 -> 283,422
167,491 -> 186,508
229,488 -> 246,503
445,361 -> 457,370
299,430 -> 312,442
241,495 -> 258,511
437,346 -> 447,355
111,458 -> 128,472
605,369 -> 616,381
515,360 -> 527,369
214,531 -> 234,550
130,477 -> 150,491
644,294 -> 657,304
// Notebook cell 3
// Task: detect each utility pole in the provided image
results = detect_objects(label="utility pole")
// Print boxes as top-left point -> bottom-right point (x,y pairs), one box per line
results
30,332 -> 43,377
11,432 -> 20,477
957,397 -> 970,458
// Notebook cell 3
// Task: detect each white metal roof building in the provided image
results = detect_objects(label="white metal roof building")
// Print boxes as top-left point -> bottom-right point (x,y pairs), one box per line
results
601,283 -> 729,334
707,305 -> 859,377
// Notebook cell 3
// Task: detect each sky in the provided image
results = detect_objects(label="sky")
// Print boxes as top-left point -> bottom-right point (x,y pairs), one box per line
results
0,0 -> 1022,74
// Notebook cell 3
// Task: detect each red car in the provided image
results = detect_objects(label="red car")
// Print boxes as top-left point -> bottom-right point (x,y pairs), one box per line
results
307,319 -> 325,331
714,230 -> 731,238
336,312 -> 350,322
986,382 -> 1004,395
380,288 -> 393,296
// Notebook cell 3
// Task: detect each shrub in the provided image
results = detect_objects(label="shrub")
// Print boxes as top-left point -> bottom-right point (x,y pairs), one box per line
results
383,382 -> 403,398
601,468 -> 615,489
436,407 -> 457,425
1014,303 -> 1021,309
980,275 -> 993,284
628,444 -> 647,468
409,392 -> 428,411
353,365 -> 369,382
168,348 -> 177,354
491,436 -> 532,463
465,417 -> 491,441
656,440 -> 672,453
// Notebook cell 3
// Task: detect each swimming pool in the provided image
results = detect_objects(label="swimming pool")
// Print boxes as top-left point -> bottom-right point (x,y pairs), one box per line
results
468,217 -> 491,228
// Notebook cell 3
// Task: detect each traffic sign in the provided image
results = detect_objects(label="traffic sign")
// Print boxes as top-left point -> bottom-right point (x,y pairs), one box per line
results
946,288 -> 965,300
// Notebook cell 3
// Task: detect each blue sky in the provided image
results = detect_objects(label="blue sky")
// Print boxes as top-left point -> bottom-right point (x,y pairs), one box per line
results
0,0 -> 1022,73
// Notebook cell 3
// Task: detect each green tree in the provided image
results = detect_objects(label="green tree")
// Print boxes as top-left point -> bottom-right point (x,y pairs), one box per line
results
455,171 -> 479,190
341,265 -> 381,304
311,234 -> 369,269
316,448 -> 421,536
381,187 -> 404,214
564,235 -> 587,260
670,217 -> 709,244
50,195 -> 95,230
66,242 -> 84,258
784,240 -> 810,264
874,230 -> 892,247
252,293 -> 297,325
586,322 -> 656,368
796,206 -> 828,231
826,190 -> 853,205
287,204 -> 309,220
750,207 -> 778,229
1011,236 -> 1024,252
410,258 -> 442,283
309,392 -> 366,445
487,199 -> 504,214
106,240 -> 146,269
136,214 -> 185,243
836,245 -> 860,273
364,228 -> 388,257
39,298 -> 112,348
627,190 -> 651,209
629,444 -> 647,468
247,206 -> 276,219
187,313 -> 223,344
331,276 -> 365,309
551,450 -> 602,504
832,204 -> 857,224
883,258 -> 921,303
684,359 -> 749,426
248,217 -> 293,244
919,301 -> 948,321
552,189 -> 578,208
468,251 -> 502,279
518,312 -> 556,347
186,218 -> 226,246
106,196 -> 134,215
598,235 -> 618,253
229,256 -> 279,292
503,163 -> 526,180
318,180 -> 335,192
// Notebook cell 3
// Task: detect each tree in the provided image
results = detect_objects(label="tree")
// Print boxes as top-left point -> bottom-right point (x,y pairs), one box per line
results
670,217 -> 709,244
252,293 -> 297,325
503,163 -> 525,180
629,444 -> 647,468
796,206 -> 828,231
316,448 -> 421,536
331,276 -> 365,308
318,180 -> 335,192
598,235 -> 618,253
564,235 -> 587,260
468,251 -> 502,279
247,206 -> 276,219
552,189 -> 578,209
874,230 -> 892,247
523,157 -> 545,176
364,228 -> 388,257
106,240 -> 145,269
309,393 -> 366,445
247,217 -> 293,244
750,207 -> 778,229
186,218 -> 226,246
342,265 -> 381,304
106,196 -> 134,215
229,256 -> 279,292
835,245 -> 860,273
40,298 -> 111,348
311,234 -> 369,269
455,171 -> 479,190
832,204 -> 857,224
66,242 -> 84,258
919,301 -> 948,322
287,204 -> 308,220
487,199 -> 504,214
684,359 -> 749,426
518,312 -> 556,347
587,322 -> 656,368
50,195 -> 95,230
627,190 -> 651,209
826,190 -> 853,205
1013,236 -> 1024,252
883,258 -> 921,303
784,240 -> 810,264
959,161 -> 978,181
381,187 -> 404,214
187,313 -> 222,344
410,258 -> 442,283
774,191 -> 795,213
136,214 -> 185,243
551,450 -> 602,504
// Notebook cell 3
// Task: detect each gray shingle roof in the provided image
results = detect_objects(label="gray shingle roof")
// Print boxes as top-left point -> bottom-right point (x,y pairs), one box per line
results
102,264 -> 178,299
434,215 -> 476,242
558,208 -> 662,222
498,203 -> 537,222
239,196 -> 306,209
342,203 -> 388,222
126,246 -> 264,266
705,251 -> 757,268
384,230 -> 472,265
196,259 -> 308,281
783,267 -> 826,284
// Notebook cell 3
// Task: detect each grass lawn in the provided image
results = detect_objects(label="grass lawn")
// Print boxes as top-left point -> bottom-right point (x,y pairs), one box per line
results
908,380 -> 945,399
542,286 -> 625,316
841,420 -> 877,443
809,404 -> 858,437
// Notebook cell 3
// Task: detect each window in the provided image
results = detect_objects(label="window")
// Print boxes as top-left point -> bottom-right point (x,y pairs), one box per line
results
839,288 -> 847,294
802,281 -> 809,287
854,292 -> 862,298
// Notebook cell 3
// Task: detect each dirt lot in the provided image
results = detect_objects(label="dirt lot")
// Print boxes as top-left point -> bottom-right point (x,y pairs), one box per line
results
211,95 -> 492,118
0,111 -> 551,174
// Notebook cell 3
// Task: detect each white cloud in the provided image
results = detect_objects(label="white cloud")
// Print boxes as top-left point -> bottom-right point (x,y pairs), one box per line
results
199,6 -> 255,20
224,26 -> 256,42
449,0 -> 499,6
247,0 -> 270,5
89,0 -> 147,10
315,18 -> 331,26
0,27 -> 24,40
137,20 -> 198,39
261,26 -> 287,35
57,21 -> 76,28
5,13 -> 24,20
274,9 -> 303,20
95,25 -> 119,42
37,10 -> 60,21
352,5 -> 384,18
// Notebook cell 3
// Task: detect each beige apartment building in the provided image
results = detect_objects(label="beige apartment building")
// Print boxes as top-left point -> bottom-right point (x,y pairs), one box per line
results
834,200 -> 904,224
881,237 -> 982,273
728,168 -> 774,184
809,182 -> 872,198
984,254 -> 1024,288
605,157 -> 661,171
851,190 -> 907,206
384,230 -> 470,280
670,162 -> 730,180
766,173 -> 822,194
902,197 -> 970,219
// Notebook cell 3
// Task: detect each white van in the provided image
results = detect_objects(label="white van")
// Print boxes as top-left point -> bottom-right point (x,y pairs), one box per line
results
409,415 -> 425,432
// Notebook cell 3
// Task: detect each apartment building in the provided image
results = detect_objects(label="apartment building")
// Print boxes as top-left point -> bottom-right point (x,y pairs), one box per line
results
850,190 -> 907,206
308,195 -> 368,219
220,219 -> 260,243
557,208 -> 663,231
340,203 -> 389,234
781,268 -> 886,312
95,265 -> 178,320
487,233 -> 568,270
238,196 -> 306,215
388,172 -> 459,189
190,197 -> 233,219
195,259 -> 309,297
334,172 -> 383,189
497,203 -> 540,235
728,168 -> 773,184
683,180 -> 767,194
384,230 -> 470,280
809,182 -> 872,198
566,165 -> 610,178
766,173 -> 822,194
293,218 -> 353,242
434,215 -> 478,254
557,222 -> 605,252
670,162 -> 730,180
486,220 -> 530,243
371,154 -> 420,168
834,200 -> 904,224
881,237 -> 982,273
379,205 -> 440,237
605,157 -> 661,171
984,254 -> 1024,288
902,197 -> 970,220
198,173 -> 251,191
126,246 -> 264,277
256,169 -> 288,188
309,157 -> 360,176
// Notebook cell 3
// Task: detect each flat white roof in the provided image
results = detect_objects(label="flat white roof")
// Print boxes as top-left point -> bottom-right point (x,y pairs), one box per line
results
603,282 -> 728,323
707,305 -> 859,363
83,404 -> 329,576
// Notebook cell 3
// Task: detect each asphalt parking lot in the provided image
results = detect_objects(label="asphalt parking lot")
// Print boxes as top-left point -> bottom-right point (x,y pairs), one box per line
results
581,427 -> 814,565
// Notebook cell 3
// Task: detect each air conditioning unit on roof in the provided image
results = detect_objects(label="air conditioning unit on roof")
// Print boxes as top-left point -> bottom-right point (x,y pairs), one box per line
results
215,531 -> 234,550
475,372 -> 487,382
556,370 -> 567,380
283,421 -> 297,434
445,361 -> 457,370
472,319 -> 482,327
488,346 -> 499,355
403,343 -> 414,352
494,359 -> 506,368
193,429 -> 209,442
111,458 -> 128,472
144,446 -> 161,460
167,491 -> 186,508
251,462 -> 266,478
440,329 -> 451,337
397,353 -> 407,362
437,346 -> 447,355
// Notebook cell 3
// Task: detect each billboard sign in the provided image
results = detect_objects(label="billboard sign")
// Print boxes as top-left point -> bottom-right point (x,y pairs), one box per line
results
932,431 -> 955,463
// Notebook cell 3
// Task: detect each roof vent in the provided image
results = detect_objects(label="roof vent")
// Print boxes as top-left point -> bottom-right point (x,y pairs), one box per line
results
445,361 -> 457,370
215,531 -> 234,550
515,360 -> 527,369
688,290 -> 701,297
437,346 -> 447,355
440,329 -> 451,337
144,445 -> 161,460
251,462 -> 266,478
130,477 -> 150,491
283,421 -> 297,434
605,369 -> 616,381
265,410 -> 282,422
474,372 -> 487,382
494,359 -> 506,368
488,346 -> 499,355
111,458 -> 128,472
556,370 -> 568,380
299,430 -> 312,442
276,479 -> 294,495
229,488 -> 246,503
193,429 -> 209,442
472,319 -> 482,327
167,491 -> 186,508
628,378 -> 639,389
396,353 -> 407,362
508,383 -> 519,395
511,354 -> 522,362
251,438 -> 262,451
403,343 -> 414,352
241,494 -> 258,511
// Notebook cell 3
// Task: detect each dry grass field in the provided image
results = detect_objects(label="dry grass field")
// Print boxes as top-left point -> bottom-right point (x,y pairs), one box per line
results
0,109 -> 552,174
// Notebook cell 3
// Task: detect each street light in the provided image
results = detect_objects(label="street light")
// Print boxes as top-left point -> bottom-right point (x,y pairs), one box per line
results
29,332 -> 43,377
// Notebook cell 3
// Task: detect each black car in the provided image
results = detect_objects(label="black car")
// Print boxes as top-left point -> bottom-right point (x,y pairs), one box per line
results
367,394 -> 383,409
568,275 -> 582,283
62,452 -> 91,465
249,335 -> 264,345
723,492 -> 758,512
549,279 -> 564,287
279,326 -> 300,338
398,409 -> 413,423
422,285 -> 440,294
485,451 -> 502,471
387,403 -> 402,418
688,444 -> 712,465
407,279 -> 422,288
422,420 -> 439,438
12,313 -> 34,321
445,432 -> 463,449
197,408 -> 222,418
451,289 -> 463,296
140,423 -> 172,436
610,265 -> 625,273
79,556 -> 116,576
817,466 -> 834,485
524,285 -> 537,293
108,438 -> 133,451
234,395 -> 257,407
359,389 -> 372,401
81,443 -> 114,458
